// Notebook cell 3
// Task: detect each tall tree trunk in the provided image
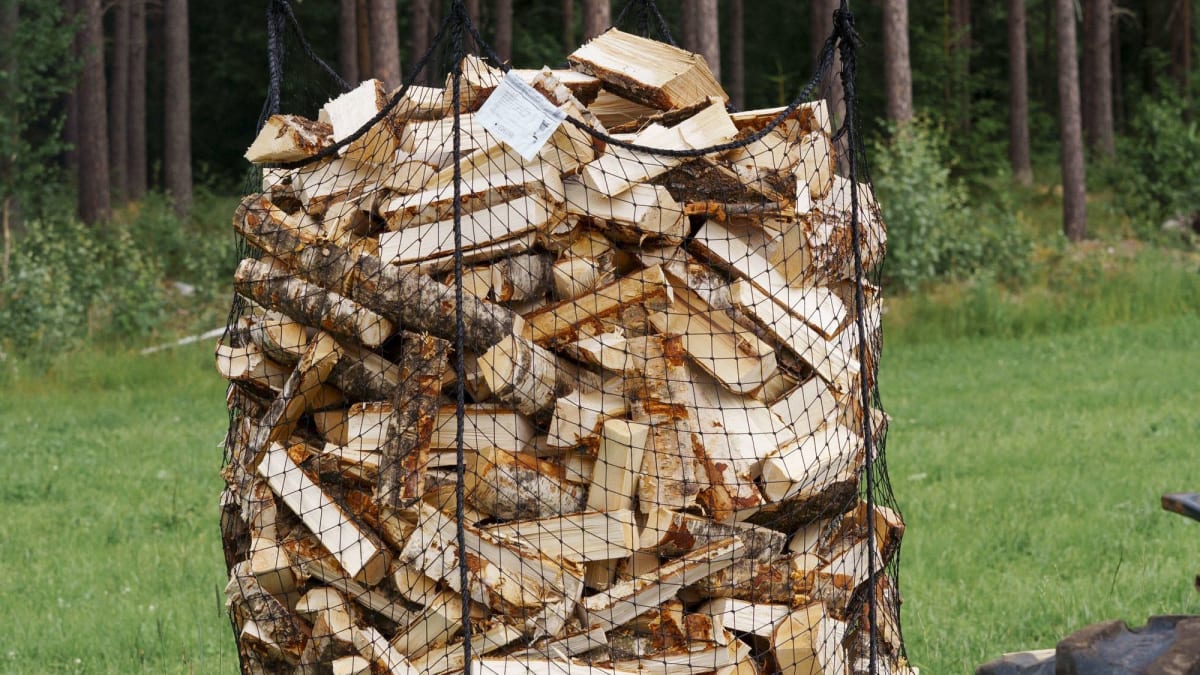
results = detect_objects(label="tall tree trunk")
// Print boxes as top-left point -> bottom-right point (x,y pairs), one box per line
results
1056,0 -> 1088,242
1170,0 -> 1192,103
127,0 -> 146,199
410,0 -> 431,83
356,0 -> 371,80
1008,0 -> 1034,185
340,0 -> 359,85
1082,0 -> 1115,155
109,0 -> 130,204
494,0 -> 513,63
368,0 -> 402,90
164,0 -> 192,218
581,0 -> 610,41
682,3 -> 698,52
64,0 -> 79,177
728,0 -> 745,109
563,0 -> 574,52
77,0 -> 110,225
883,0 -> 913,125
1111,4 -> 1124,130
2,0 -> 17,282
950,0 -> 972,130
694,0 -> 720,82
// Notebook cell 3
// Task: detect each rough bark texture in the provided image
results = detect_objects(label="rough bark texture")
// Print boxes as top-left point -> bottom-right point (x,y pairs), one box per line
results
368,0 -> 402,90
76,0 -> 110,225
1082,0 -> 1115,156
409,0 -> 432,84
694,0 -> 721,82
728,0 -> 744,109
1056,0 -> 1088,242
494,0 -> 513,63
355,0 -> 371,81
339,0 -> 359,85
1009,0 -> 1034,185
164,0 -> 192,217
581,0 -> 610,41
376,333 -> 449,512
562,0 -> 574,52
127,0 -> 147,199
109,0 -> 130,203
882,0 -> 913,125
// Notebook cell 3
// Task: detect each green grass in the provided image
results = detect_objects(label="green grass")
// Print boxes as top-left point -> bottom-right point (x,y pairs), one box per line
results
0,342 -> 237,674
885,313 -> 1200,673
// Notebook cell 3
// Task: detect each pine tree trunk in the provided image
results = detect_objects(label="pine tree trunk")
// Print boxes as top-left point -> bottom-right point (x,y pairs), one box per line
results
109,0 -> 130,204
882,0 -> 913,125
1009,0 -> 1034,185
694,0 -> 720,82
951,0 -> 972,131
682,4 -> 698,53
64,0 -> 79,177
728,0 -> 745,109
494,0 -> 513,63
356,0 -> 371,80
368,0 -> 402,90
127,0 -> 146,200
1111,7 -> 1123,130
1082,0 -> 1115,155
2,0 -> 16,281
582,0 -> 610,41
77,0 -> 110,225
563,0 -> 574,52
340,0 -> 359,85
409,0 -> 432,84
164,0 -> 192,218
1170,0 -> 1192,103
1056,0 -> 1088,242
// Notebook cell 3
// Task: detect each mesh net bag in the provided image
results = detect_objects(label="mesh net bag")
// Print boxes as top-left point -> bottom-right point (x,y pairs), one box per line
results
217,2 -> 907,673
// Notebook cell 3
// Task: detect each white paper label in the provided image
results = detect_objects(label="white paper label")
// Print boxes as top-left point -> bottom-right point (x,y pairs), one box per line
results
474,71 -> 567,161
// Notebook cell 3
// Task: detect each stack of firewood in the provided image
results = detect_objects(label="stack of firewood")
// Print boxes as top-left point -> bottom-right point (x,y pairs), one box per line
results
218,28 -> 908,675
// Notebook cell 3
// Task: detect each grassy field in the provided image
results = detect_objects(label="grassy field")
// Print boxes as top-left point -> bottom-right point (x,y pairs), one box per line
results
1,260 -> 1197,673
887,313 -> 1200,672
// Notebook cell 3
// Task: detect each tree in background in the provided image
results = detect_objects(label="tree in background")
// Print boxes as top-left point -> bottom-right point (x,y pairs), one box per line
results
339,0 -> 359,85
694,0 -> 721,82
582,0 -> 609,41
494,0 -> 514,63
410,0 -> 434,83
1008,0 -> 1034,185
949,0 -> 971,131
368,0 -> 402,89
1082,0 -> 1115,155
76,0 -> 109,225
1057,0 -> 1088,241
562,0 -> 575,51
356,0 -> 371,82
727,0 -> 745,109
164,0 -> 192,217
128,0 -> 146,200
108,0 -> 130,203
883,0 -> 913,125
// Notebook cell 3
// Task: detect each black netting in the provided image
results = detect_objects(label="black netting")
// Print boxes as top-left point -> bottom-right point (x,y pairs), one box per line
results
217,1 -> 907,673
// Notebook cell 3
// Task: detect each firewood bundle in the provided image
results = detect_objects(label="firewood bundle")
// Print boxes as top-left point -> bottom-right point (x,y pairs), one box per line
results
218,28 -> 908,675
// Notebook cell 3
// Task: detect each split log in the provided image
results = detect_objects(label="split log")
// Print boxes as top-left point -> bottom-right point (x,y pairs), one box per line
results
246,535 -> 300,607
396,502 -> 585,636
506,627 -> 608,660
215,342 -> 291,392
259,443 -> 390,585
638,507 -> 785,561
759,424 -> 862,503
702,597 -> 791,638
474,659 -> 642,675
281,533 -> 415,625
770,377 -> 842,443
553,253 -> 617,301
568,29 -> 728,110
577,101 -> 737,196
563,180 -> 686,244
463,445 -> 588,519
772,603 -> 849,675
332,656 -> 372,675
477,335 -> 560,417
431,404 -> 537,454
588,88 -> 663,128
234,256 -> 393,348
784,176 -> 887,284
320,79 -> 401,165
375,333 -> 449,512
409,622 -> 523,675
656,155 -> 791,206
244,114 -> 333,164
586,419 -> 650,513
295,586 -> 358,648
388,587 -> 462,659
293,156 -> 385,217
524,264 -> 672,349
248,331 -> 341,463
688,552 -> 822,605
545,388 -> 628,450
581,537 -> 744,631
225,561 -> 307,666
379,167 -> 564,230
351,624 -> 420,675
481,509 -> 638,563
729,102 -> 830,136
487,253 -> 555,302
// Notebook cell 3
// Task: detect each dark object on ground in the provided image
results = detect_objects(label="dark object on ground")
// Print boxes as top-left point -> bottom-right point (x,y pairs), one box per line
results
978,616 -> 1200,675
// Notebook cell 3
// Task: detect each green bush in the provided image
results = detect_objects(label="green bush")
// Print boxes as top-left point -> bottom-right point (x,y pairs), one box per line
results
1107,91 -> 1200,234
870,119 -> 1032,290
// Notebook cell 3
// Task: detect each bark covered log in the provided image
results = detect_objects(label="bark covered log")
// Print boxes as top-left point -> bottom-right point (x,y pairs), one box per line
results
376,333 -> 450,512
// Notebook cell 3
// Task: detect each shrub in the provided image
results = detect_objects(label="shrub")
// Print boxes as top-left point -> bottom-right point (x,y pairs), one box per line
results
1108,90 -> 1200,234
870,118 -> 1032,291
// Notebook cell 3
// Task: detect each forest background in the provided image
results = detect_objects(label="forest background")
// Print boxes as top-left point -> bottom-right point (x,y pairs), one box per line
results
0,1 -> 1198,673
